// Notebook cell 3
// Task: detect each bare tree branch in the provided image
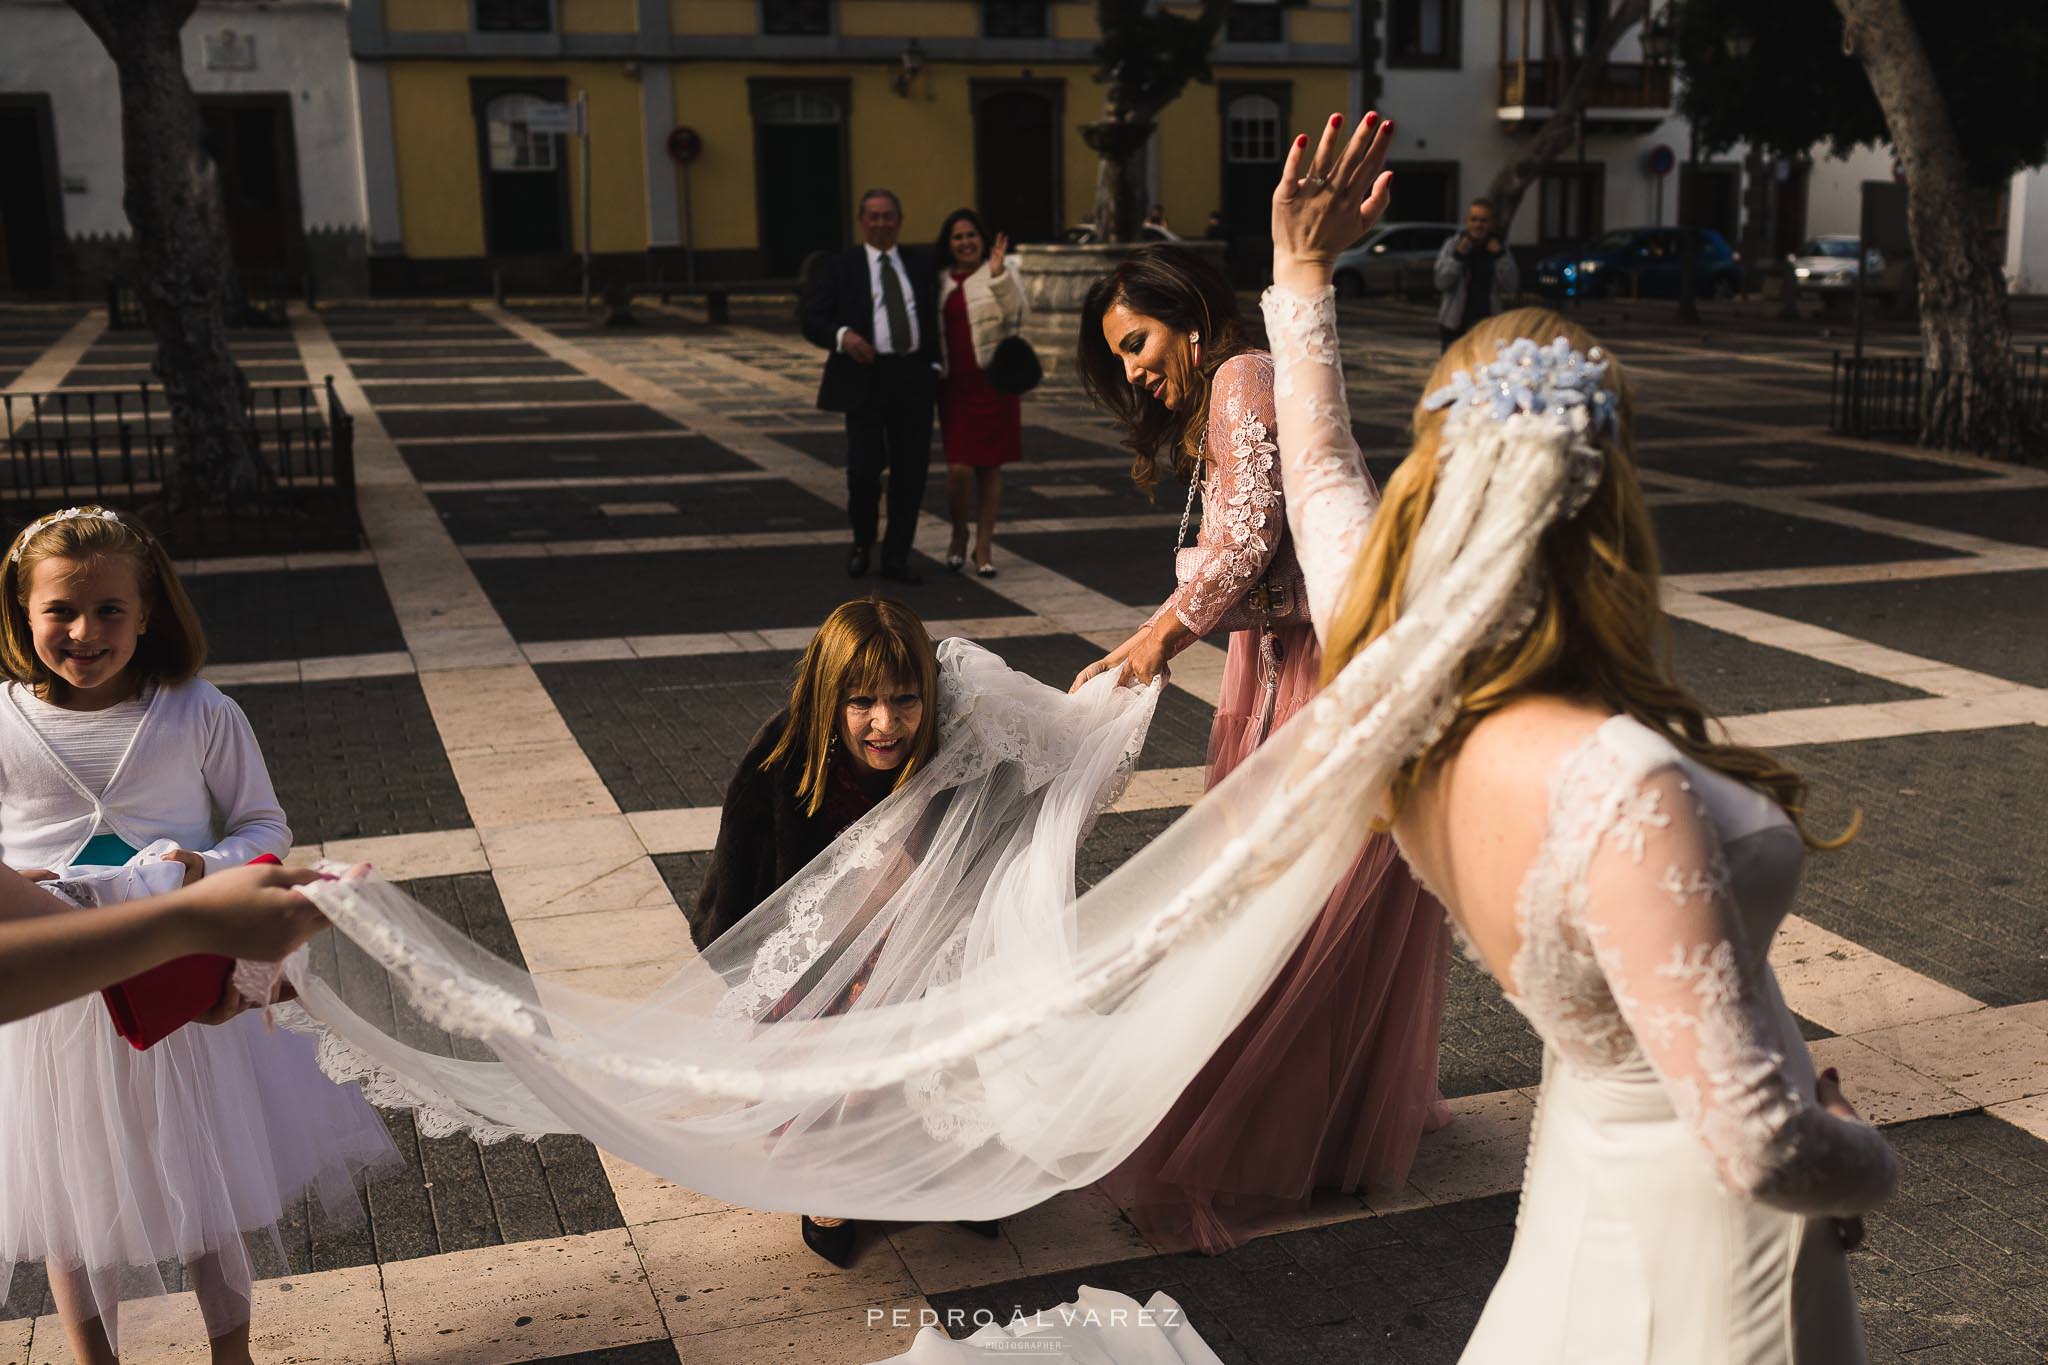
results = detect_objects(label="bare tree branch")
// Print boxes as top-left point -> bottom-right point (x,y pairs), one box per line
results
1484,0 -> 1652,234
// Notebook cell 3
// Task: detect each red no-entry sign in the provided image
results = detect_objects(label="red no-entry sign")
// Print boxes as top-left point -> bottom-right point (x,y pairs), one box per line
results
667,126 -> 703,165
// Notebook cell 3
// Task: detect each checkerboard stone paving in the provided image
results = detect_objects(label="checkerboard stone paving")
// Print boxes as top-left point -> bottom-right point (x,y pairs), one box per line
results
2,296 -> 2045,1364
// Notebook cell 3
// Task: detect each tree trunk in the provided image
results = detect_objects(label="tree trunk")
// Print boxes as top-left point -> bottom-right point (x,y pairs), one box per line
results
1090,0 -> 1231,244
67,0 -> 266,505
1092,135 -> 1132,243
1484,0 -> 1650,235
1833,0 -> 2025,459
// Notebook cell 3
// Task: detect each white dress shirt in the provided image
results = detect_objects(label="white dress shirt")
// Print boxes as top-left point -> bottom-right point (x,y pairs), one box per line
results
836,243 -> 920,356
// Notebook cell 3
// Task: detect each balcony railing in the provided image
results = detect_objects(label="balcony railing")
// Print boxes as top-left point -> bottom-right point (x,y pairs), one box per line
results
1497,60 -> 1673,112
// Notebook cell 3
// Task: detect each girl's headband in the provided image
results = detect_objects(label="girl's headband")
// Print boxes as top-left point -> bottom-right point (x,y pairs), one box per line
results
9,507 -> 126,564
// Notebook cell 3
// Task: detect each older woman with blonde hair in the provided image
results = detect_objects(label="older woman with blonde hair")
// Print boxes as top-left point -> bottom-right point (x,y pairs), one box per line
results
1258,110 -> 1894,1362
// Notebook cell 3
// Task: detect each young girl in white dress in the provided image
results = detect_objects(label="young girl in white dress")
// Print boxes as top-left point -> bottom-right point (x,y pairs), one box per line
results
0,507 -> 396,1365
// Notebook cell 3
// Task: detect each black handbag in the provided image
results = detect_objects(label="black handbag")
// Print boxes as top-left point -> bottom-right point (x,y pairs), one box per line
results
985,335 -> 1043,395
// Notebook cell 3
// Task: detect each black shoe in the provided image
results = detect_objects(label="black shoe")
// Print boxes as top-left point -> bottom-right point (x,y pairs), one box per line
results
847,545 -> 871,578
801,1215 -> 857,1268
956,1219 -> 1001,1239
879,560 -> 924,586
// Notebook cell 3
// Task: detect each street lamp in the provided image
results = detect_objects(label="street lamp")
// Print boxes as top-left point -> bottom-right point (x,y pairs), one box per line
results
1639,10 -> 1675,66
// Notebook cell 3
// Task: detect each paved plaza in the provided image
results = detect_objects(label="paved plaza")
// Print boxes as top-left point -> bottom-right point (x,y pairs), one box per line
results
1,294 -> 2045,1364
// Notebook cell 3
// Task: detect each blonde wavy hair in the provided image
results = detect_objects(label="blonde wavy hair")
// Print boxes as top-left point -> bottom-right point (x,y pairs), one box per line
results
764,597 -> 940,818
1321,308 -> 1854,851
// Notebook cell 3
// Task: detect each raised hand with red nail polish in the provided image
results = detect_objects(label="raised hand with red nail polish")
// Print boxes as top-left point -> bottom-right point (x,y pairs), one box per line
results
1270,108 -> 1398,297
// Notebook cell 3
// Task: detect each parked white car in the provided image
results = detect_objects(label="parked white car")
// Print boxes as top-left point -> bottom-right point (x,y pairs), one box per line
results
1791,235 -> 1889,303
1333,221 -> 1460,298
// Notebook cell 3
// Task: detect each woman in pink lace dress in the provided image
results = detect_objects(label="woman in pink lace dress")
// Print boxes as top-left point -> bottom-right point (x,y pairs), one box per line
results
1070,245 -> 1452,1253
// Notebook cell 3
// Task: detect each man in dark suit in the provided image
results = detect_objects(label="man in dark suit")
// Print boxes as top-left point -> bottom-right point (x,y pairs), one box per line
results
799,188 -> 940,585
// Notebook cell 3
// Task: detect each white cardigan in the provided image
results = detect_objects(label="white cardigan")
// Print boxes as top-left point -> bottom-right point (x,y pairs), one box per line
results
939,259 -> 1029,376
0,678 -> 290,873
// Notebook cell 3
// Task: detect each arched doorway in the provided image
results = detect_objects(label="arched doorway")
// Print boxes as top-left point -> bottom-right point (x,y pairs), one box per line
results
1221,86 -> 1289,285
973,84 -> 1063,244
752,84 -> 848,277
475,85 -> 569,257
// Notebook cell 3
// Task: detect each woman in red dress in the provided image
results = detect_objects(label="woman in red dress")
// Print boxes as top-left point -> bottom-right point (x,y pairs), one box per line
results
934,209 -> 1027,578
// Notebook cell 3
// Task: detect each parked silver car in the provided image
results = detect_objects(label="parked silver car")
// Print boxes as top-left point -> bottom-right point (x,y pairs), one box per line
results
1332,221 -> 1460,298
1790,235 -> 1890,303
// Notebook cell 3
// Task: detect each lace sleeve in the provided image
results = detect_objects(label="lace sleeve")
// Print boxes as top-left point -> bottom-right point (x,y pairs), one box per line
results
1167,354 -> 1283,639
1260,285 -> 1377,640
1576,765 -> 1898,1217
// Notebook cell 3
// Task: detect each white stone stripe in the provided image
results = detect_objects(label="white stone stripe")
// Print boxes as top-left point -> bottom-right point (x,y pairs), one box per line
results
459,512 -> 1181,560
394,427 -> 692,447
324,337 -> 538,349
1664,547 -> 2048,595
1719,691 -> 2047,749
520,615 -> 1065,665
1638,466 -> 2035,558
286,828 -> 490,881
415,454 -> 1136,495
207,651 -> 417,687
371,398 -> 640,414
355,373 -> 597,387
1665,586 -> 2046,702
626,767 -> 1213,857
290,308 -> 700,1297
0,310 -> 108,396
422,469 -> 777,492
175,550 -> 380,577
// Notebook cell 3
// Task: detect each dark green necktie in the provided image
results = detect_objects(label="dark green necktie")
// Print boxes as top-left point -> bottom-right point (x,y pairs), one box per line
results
879,251 -> 912,355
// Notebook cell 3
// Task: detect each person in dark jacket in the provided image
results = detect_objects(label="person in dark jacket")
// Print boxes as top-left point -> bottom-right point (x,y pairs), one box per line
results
691,596 -> 994,1264
798,188 -> 942,586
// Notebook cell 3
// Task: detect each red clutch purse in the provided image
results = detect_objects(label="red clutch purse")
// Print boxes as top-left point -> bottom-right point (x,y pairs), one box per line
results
99,854 -> 279,1050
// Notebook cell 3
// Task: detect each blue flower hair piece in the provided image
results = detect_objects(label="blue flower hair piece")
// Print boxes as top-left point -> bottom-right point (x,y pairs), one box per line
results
1422,336 -> 1618,440
1422,336 -> 1617,518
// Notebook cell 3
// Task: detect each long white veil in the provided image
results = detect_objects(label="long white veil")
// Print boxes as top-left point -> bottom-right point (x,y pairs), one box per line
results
274,373 -> 1581,1222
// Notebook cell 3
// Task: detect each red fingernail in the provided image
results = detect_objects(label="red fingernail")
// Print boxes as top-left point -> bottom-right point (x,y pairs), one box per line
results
1331,114 -> 1343,126
1295,134 -> 1307,147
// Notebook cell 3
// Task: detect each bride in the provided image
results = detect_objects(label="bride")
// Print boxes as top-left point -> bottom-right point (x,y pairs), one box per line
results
1255,111 -> 1895,1361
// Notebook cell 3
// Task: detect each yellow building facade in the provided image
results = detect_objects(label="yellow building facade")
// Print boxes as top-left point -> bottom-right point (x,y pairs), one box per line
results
353,0 -> 1369,291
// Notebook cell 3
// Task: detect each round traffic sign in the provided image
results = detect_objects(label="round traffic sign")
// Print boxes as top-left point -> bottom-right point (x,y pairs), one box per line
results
1645,144 -> 1677,177
666,126 -> 703,165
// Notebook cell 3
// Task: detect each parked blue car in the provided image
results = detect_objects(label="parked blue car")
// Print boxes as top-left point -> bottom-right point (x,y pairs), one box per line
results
1534,227 -> 1742,300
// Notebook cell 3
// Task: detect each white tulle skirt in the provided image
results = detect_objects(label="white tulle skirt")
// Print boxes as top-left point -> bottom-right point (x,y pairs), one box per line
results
0,995 -> 398,1342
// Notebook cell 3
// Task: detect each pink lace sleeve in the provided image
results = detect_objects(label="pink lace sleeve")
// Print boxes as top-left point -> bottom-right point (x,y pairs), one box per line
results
1166,354 -> 1283,638
1259,285 -> 1378,641
1573,764 -> 1899,1217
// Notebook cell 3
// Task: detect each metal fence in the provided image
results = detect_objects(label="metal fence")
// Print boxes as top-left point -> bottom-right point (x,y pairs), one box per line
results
105,270 -> 308,330
0,379 -> 360,557
1830,347 -> 2047,454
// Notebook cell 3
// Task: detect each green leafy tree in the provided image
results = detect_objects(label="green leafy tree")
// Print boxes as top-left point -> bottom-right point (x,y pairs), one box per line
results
1084,0 -> 1232,243
1675,0 -> 2048,458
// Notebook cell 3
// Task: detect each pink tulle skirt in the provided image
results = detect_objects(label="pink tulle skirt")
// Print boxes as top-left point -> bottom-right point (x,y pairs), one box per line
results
1104,622 -> 1453,1254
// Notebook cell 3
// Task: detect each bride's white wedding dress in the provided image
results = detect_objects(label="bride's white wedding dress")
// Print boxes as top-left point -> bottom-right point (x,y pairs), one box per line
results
173,276 -> 1896,1363
1261,283 -> 1897,1363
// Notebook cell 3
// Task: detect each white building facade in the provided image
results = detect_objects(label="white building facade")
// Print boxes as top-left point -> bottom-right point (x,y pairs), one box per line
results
0,0 -> 369,297
1366,0 -> 2044,295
